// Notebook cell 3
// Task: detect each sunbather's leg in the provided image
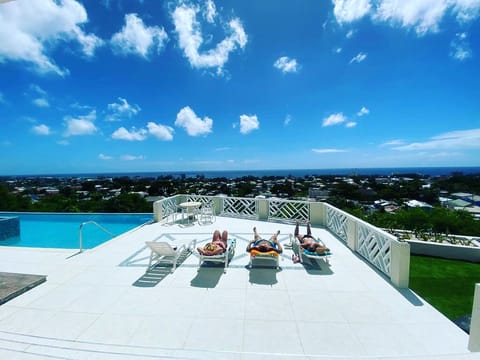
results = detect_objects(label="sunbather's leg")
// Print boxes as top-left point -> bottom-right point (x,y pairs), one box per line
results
270,230 -> 280,242
221,230 -> 228,242
295,220 -> 300,239
270,230 -> 283,253
253,227 -> 260,240
306,221 -> 312,236
212,230 -> 221,242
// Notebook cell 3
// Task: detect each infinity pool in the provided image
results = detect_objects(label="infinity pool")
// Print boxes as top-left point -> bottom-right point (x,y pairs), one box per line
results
0,212 -> 152,249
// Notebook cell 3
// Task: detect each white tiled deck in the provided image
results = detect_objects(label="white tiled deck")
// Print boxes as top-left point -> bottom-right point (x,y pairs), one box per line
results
0,216 -> 475,359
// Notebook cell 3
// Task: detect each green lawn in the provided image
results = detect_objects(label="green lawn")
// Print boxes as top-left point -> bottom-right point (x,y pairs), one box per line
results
409,255 -> 480,320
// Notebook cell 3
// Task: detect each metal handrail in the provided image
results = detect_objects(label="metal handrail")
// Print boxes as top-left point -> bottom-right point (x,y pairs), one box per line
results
78,220 -> 114,253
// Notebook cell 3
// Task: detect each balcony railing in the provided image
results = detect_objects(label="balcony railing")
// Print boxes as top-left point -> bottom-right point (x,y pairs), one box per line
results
153,194 -> 410,288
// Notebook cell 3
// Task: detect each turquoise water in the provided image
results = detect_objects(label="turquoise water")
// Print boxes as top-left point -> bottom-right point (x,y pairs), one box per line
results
0,212 -> 152,249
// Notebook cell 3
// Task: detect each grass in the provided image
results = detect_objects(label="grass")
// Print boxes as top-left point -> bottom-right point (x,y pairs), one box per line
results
409,255 -> 480,320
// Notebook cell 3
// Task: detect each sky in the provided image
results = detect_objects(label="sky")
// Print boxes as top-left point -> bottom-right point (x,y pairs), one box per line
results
1,0 -> 480,175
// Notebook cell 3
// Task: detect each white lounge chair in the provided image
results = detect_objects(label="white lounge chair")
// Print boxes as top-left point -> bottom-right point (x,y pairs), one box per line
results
198,239 -> 236,273
146,240 -> 196,272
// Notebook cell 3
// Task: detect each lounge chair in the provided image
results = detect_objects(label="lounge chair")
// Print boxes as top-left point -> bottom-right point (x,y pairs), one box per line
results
198,239 -> 236,273
145,239 -> 196,272
291,234 -> 331,265
247,239 -> 281,269
248,248 -> 280,269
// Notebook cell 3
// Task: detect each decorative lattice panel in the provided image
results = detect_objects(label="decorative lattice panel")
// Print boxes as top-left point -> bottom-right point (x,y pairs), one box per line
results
186,195 -> 213,206
161,197 -> 178,220
356,222 -> 391,276
268,200 -> 309,223
326,206 -> 348,243
221,197 -> 257,219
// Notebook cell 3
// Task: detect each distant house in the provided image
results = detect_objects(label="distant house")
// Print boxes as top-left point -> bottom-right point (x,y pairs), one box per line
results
404,199 -> 433,210
451,192 -> 480,206
445,198 -> 471,210
308,188 -> 330,201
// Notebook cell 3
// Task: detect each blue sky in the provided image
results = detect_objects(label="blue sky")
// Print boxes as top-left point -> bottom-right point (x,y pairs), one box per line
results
1,0 -> 480,175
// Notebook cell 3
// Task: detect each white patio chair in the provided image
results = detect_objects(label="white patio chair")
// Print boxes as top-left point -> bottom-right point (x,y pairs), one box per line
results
146,239 -> 196,272
198,201 -> 215,225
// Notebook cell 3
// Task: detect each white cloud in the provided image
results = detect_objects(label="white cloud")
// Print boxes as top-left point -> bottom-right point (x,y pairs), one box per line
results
204,0 -> 217,23
111,13 -> 168,58
32,98 -> 50,108
147,122 -> 174,141
346,29 -> 355,38
322,112 -> 346,127
453,0 -> 480,22
332,0 -> 480,36
121,154 -> 144,161
29,84 -> 47,96
335,47 -> 343,53
32,124 -> 51,135
239,114 -> 259,134
284,114 -> 292,126
357,106 -> 370,116
0,0 -> 103,76
64,111 -> 97,136
312,148 -> 348,153
345,121 -> 357,128
381,139 -> 406,147
98,153 -> 113,160
333,0 -> 371,23
111,127 -> 147,141
376,0 -> 448,35
175,106 -> 213,136
273,56 -> 299,73
350,52 -> 367,63
105,97 -> 141,121
28,84 -> 50,107
172,3 -> 247,74
392,128 -> 480,151
450,32 -> 472,61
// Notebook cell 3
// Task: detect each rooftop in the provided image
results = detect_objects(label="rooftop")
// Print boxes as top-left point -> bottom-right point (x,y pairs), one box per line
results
0,215 -> 475,359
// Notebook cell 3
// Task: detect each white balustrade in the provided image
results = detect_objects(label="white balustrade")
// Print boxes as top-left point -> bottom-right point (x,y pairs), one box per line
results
153,194 -> 410,288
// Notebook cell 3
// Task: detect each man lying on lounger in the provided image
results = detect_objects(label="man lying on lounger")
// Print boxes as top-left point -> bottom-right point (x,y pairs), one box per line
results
294,220 -> 330,255
246,227 -> 283,254
197,230 -> 228,256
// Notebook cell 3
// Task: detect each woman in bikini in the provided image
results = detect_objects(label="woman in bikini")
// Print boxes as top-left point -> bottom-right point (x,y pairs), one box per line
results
294,220 -> 329,255
246,227 -> 283,254
197,230 -> 228,256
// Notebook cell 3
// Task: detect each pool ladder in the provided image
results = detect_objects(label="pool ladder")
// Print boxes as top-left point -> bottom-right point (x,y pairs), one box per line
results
78,221 -> 114,253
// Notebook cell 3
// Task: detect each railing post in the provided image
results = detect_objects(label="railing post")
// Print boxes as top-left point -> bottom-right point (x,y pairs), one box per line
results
309,201 -> 326,227
469,283 -> 480,351
153,200 -> 162,222
257,198 -> 269,221
346,217 -> 357,251
212,196 -> 223,215
390,241 -> 410,288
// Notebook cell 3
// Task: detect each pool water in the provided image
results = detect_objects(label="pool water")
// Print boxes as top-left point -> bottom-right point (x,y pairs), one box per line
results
0,212 -> 152,249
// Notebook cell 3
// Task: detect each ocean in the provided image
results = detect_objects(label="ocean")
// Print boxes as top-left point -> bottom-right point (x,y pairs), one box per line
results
6,166 -> 480,180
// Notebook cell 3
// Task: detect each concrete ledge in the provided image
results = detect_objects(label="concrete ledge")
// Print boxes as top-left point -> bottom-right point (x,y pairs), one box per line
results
0,272 -> 47,305
407,239 -> 480,262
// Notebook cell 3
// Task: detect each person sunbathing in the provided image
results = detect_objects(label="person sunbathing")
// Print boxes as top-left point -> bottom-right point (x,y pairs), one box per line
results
197,230 -> 228,256
294,220 -> 330,255
246,227 -> 283,254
